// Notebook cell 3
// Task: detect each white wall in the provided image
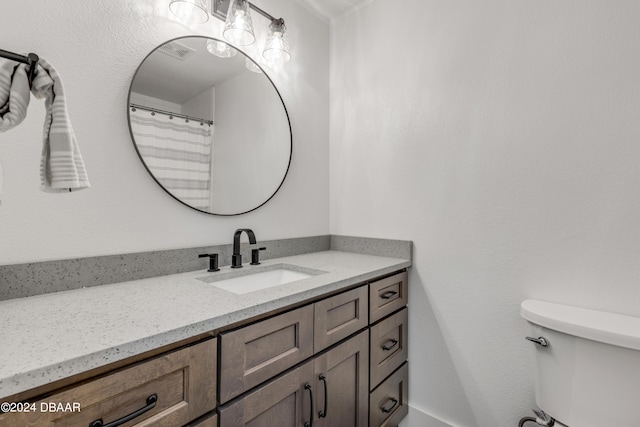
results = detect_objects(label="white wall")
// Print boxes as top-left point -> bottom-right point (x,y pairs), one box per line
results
0,0 -> 329,264
330,1 -> 640,426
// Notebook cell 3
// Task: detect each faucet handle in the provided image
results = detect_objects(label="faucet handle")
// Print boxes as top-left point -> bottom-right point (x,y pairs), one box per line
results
198,253 -> 220,272
250,247 -> 266,265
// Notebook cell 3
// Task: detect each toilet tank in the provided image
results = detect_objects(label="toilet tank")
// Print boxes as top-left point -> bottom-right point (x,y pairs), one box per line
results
521,300 -> 640,427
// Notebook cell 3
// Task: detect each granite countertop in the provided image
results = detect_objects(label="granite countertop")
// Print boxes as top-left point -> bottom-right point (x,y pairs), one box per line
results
0,250 -> 411,399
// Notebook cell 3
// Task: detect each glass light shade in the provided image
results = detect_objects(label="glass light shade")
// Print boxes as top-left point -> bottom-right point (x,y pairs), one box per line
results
263,19 -> 291,64
245,58 -> 263,73
168,0 -> 209,24
206,39 -> 237,58
223,0 -> 256,46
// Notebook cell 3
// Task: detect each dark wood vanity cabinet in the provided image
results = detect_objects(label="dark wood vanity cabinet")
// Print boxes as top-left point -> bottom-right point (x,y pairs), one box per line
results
1,269 -> 408,427
368,271 -> 409,427
218,286 -> 371,427
219,330 -> 369,427
219,270 -> 409,427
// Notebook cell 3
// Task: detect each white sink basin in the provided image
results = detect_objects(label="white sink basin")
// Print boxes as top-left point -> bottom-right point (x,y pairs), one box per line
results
204,267 -> 315,295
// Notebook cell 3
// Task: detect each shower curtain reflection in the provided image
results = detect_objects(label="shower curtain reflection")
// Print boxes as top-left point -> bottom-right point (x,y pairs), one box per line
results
130,109 -> 214,212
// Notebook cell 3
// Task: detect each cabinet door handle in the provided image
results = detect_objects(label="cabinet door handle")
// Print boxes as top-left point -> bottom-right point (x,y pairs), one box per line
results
318,373 -> 328,418
89,394 -> 157,427
381,397 -> 398,414
382,339 -> 399,351
304,382 -> 314,427
380,290 -> 398,300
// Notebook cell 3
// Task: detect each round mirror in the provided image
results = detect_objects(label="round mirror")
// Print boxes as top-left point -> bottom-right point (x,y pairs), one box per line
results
127,36 -> 292,215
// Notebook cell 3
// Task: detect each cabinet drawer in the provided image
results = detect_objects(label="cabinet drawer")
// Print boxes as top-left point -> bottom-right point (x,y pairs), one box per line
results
0,339 -> 217,427
219,305 -> 314,404
369,363 -> 409,427
370,308 -> 408,390
314,285 -> 368,352
369,271 -> 408,323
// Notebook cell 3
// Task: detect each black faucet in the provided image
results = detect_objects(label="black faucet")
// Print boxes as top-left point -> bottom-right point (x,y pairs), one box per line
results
198,253 -> 219,272
231,229 -> 256,268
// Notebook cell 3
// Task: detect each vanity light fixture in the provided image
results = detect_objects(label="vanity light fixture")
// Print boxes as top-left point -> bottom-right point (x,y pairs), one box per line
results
168,0 -> 210,24
168,0 -> 291,66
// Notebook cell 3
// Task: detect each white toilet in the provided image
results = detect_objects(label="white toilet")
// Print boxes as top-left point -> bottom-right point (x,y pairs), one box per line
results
521,299 -> 640,427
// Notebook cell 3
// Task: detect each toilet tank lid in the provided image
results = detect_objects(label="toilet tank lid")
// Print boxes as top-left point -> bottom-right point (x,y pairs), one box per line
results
521,300 -> 640,351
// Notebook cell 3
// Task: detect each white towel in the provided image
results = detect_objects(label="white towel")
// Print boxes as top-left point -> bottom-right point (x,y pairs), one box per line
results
0,61 -> 30,131
30,58 -> 90,193
0,60 -> 31,203
0,57 -> 90,198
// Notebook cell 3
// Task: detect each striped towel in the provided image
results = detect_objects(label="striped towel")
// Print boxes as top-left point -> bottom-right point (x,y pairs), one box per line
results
0,57 -> 90,199
0,61 -> 30,131
31,58 -> 90,193
0,60 -> 31,202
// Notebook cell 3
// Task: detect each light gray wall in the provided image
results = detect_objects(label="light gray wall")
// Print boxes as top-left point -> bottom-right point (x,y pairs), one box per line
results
330,1 -> 640,426
0,0 -> 329,264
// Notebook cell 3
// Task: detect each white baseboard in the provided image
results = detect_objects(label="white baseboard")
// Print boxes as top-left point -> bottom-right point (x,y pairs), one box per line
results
398,405 -> 455,427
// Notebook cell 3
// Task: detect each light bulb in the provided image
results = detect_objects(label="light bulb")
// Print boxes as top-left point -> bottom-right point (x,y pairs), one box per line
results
223,0 -> 256,46
263,19 -> 291,65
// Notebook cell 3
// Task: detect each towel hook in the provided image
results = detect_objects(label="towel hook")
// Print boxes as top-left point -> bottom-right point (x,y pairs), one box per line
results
26,53 -> 39,86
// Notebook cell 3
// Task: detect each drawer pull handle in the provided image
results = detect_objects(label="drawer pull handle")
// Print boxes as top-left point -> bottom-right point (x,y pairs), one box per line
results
318,373 -> 328,418
382,339 -> 399,351
89,394 -> 157,427
304,382 -> 314,427
380,290 -> 398,300
381,397 -> 399,414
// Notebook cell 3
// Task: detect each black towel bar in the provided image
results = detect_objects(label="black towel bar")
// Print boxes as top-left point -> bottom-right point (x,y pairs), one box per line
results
0,48 -> 39,86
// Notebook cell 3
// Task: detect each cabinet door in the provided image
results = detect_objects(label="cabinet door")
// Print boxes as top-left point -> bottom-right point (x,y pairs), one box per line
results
314,330 -> 369,427
220,305 -> 314,403
218,361 -> 314,427
314,285 -> 368,352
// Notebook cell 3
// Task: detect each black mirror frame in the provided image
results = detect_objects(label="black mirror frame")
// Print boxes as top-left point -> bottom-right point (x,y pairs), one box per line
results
127,35 -> 293,216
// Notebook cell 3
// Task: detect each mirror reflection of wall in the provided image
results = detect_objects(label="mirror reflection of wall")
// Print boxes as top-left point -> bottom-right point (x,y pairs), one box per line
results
128,36 -> 291,215
212,68 -> 290,213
